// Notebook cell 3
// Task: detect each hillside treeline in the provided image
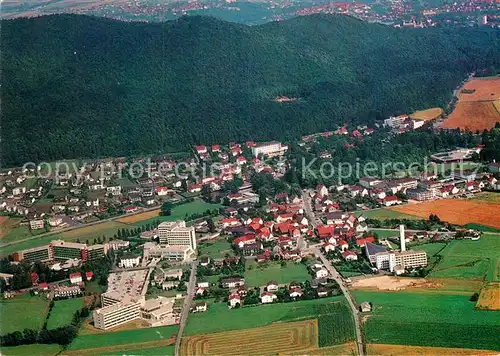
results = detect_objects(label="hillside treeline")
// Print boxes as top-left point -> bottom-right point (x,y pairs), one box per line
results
1,14 -> 499,165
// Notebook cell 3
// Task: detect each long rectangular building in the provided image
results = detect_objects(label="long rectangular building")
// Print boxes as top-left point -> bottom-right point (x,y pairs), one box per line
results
158,221 -> 196,250
93,300 -> 142,330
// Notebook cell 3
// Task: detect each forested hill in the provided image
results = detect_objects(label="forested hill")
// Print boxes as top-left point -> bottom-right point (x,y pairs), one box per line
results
1,14 -> 498,166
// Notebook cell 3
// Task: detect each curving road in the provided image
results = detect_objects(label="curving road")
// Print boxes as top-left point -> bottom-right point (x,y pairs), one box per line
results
302,190 -> 365,356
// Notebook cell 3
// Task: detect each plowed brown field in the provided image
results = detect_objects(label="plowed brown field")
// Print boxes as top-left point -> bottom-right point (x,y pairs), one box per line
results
442,77 -> 500,132
390,199 -> 500,229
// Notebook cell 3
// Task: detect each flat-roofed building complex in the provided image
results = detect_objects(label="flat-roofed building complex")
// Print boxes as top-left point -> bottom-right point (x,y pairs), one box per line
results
13,245 -> 52,263
143,243 -> 195,262
158,221 -> 196,250
93,270 -> 179,330
251,141 -> 288,157
12,240 -> 107,264
51,240 -> 86,260
93,300 -> 142,330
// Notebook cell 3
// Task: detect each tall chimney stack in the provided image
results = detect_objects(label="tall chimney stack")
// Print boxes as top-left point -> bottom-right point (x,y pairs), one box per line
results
400,224 -> 406,252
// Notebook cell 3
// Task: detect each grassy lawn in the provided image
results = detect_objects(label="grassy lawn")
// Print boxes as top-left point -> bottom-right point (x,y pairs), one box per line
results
68,325 -> 179,350
0,294 -> 49,335
428,234 -> 500,281
184,296 -> 347,336
47,297 -> 85,330
469,191 -> 500,204
131,200 -> 222,226
198,238 -> 234,259
244,260 -> 311,287
0,344 -> 61,356
0,221 -> 128,257
369,229 -> 398,239
352,291 -> 499,350
355,209 -> 419,220
464,223 -> 500,233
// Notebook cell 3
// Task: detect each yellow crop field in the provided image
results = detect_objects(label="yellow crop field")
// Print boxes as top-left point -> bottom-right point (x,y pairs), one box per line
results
180,320 -> 318,356
117,209 -> 161,224
410,107 -> 443,121
476,282 -> 500,311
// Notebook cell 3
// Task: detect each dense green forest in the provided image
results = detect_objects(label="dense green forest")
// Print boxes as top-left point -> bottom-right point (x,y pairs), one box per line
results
1,14 -> 499,166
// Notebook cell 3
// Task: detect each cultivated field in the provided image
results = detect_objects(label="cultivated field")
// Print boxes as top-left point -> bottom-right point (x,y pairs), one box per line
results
184,296 -> 347,336
0,295 -> 49,335
443,101 -> 500,132
442,77 -> 500,131
390,199 -> 500,229
180,319 -> 318,356
476,282 -> 500,311
98,345 -> 174,356
0,344 -> 61,356
409,107 -> 443,121
353,291 -> 499,350
244,260 -> 311,287
117,209 -> 160,224
428,235 -> 500,281
456,77 -> 500,102
367,344 -> 498,355
46,297 -> 85,330
67,325 -> 178,351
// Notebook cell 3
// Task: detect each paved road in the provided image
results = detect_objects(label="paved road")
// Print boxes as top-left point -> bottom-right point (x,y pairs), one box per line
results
312,247 -> 364,356
302,190 -> 364,356
174,261 -> 198,356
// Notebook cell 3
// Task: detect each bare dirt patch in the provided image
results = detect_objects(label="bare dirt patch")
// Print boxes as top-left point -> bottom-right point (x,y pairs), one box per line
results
351,276 -> 439,291
457,77 -> 500,102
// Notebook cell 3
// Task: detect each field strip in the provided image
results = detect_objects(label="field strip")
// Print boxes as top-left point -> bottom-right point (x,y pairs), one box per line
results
368,343 -> 499,355
180,319 -> 318,356
63,337 -> 176,355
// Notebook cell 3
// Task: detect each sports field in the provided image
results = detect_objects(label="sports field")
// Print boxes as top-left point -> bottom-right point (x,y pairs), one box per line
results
390,199 -> 500,229
428,234 -> 500,281
46,297 -> 85,329
183,296 -> 347,336
67,325 -> 178,351
244,260 -> 311,287
181,320 -> 318,356
0,294 -> 49,335
353,291 -> 499,350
